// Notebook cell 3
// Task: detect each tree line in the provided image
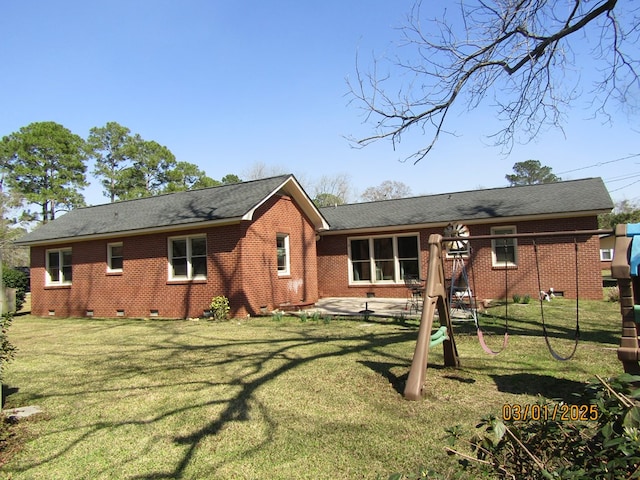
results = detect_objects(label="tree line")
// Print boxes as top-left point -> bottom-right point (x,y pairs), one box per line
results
0,120 -> 634,267
0,121 -> 242,224
0,121 -> 424,228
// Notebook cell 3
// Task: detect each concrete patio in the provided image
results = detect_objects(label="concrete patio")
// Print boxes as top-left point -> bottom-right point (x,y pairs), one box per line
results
308,296 -> 476,321
310,297 -> 421,318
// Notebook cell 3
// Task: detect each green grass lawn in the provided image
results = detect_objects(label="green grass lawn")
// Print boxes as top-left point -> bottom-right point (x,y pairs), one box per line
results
0,298 -> 624,479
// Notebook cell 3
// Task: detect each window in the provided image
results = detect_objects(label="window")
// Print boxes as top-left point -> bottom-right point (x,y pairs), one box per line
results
107,243 -> 123,272
491,226 -> 517,267
600,249 -> 614,261
350,238 -> 371,282
373,237 -> 394,280
276,234 -> 290,276
46,248 -> 72,286
168,235 -> 207,280
349,235 -> 420,283
397,236 -> 420,278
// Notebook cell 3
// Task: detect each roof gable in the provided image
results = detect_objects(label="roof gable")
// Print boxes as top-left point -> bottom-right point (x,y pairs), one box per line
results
320,178 -> 613,232
17,175 -> 329,245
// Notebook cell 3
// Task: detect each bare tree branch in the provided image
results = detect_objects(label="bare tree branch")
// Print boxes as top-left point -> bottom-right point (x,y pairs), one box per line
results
348,0 -> 639,163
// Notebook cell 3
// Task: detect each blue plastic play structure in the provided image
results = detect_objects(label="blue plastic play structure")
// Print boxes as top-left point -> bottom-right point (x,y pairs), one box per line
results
612,223 -> 640,373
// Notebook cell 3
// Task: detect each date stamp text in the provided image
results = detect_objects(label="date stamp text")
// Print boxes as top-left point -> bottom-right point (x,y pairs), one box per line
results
502,403 -> 600,422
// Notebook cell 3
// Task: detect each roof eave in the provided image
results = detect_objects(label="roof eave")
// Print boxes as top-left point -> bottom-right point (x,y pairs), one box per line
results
241,175 -> 330,231
319,210 -> 609,236
14,216 -> 245,247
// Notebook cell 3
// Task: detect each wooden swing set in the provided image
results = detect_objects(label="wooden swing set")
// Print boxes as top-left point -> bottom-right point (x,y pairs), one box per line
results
404,226 -> 628,401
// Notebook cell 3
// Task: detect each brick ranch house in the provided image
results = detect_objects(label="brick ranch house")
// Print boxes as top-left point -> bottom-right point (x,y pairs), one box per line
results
317,177 -> 612,303
16,175 -> 613,318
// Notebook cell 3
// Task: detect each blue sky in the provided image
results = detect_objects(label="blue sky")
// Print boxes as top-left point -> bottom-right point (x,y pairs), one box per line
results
1,1 -> 638,206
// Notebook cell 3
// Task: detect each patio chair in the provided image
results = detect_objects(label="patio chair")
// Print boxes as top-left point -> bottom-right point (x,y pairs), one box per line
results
404,275 -> 424,314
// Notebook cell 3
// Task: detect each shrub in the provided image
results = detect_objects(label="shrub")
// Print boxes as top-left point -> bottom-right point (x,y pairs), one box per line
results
511,294 -> 521,304
2,266 -> 28,312
446,374 -> 640,479
0,313 -> 16,383
208,296 -> 230,321
606,286 -> 620,302
522,294 -> 531,304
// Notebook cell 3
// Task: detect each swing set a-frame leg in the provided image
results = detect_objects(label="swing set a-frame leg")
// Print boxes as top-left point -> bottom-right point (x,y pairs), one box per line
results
404,234 -> 460,401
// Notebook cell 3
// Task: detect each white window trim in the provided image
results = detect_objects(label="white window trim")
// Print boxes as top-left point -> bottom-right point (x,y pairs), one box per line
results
491,226 -> 518,267
277,233 -> 290,276
348,234 -> 420,284
107,242 -> 123,273
46,248 -> 72,286
167,235 -> 207,281
600,248 -> 614,261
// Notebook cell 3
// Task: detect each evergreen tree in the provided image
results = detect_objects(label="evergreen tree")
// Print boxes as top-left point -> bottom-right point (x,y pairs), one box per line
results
4,122 -> 88,222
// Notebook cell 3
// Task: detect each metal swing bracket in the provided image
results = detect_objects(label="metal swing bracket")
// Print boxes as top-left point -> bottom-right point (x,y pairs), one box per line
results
612,223 -> 640,373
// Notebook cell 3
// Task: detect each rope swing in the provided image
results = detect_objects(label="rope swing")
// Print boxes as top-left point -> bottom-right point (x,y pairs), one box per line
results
533,238 -> 580,361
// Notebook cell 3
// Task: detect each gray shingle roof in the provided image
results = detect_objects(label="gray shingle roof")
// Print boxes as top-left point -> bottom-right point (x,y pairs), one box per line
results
320,177 -> 613,232
16,175 -> 301,245
16,176 -> 613,245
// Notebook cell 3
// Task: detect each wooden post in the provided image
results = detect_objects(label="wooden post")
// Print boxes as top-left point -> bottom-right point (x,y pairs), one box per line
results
404,234 -> 460,400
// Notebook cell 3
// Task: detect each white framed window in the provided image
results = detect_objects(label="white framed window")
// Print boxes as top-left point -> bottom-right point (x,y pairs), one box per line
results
600,248 -> 614,261
276,234 -> 290,276
107,242 -> 123,272
349,234 -> 420,284
491,226 -> 517,267
46,248 -> 72,286
168,235 -> 207,281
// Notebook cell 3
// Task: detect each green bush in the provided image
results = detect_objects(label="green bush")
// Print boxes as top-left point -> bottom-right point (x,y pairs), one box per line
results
512,294 -> 521,304
208,296 -> 230,321
446,374 -> 640,479
522,294 -> 531,304
2,266 -> 28,312
0,313 -> 16,383
606,286 -> 620,302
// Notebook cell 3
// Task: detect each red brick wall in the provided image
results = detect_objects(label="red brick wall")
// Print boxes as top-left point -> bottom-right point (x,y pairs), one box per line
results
237,194 -> 319,315
316,216 -> 604,301
29,195 -> 319,319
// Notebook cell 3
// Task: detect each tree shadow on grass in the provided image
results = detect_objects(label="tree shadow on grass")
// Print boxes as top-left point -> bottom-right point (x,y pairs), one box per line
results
8,330 -> 367,478
5,316 -> 602,479
490,373 -> 587,403
146,329 -> 420,479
